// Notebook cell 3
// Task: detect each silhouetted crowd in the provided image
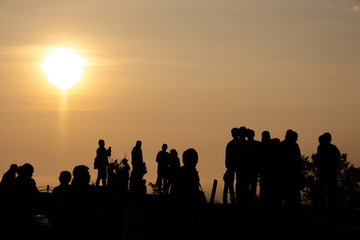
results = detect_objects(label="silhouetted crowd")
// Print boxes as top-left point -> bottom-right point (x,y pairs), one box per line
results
0,139 -> 206,240
223,127 -> 341,210
0,130 -> 342,240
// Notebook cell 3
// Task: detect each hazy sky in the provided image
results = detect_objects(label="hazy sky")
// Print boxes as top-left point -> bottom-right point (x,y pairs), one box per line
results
1,0 -> 360,200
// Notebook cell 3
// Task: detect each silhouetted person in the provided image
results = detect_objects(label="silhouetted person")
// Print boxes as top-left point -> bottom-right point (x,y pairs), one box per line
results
234,126 -> 250,205
0,164 -> 18,206
118,158 -> 131,191
166,149 -> 181,193
107,162 -> 117,186
95,139 -> 111,186
259,131 -> 282,207
156,143 -> 170,194
12,163 -> 40,239
131,140 -> 143,172
49,171 -> 72,230
315,132 -> 341,209
223,127 -> 238,205
246,128 -> 261,204
130,140 -> 147,194
69,165 -> 113,240
171,148 -> 206,240
279,130 -> 303,208
53,171 -> 72,195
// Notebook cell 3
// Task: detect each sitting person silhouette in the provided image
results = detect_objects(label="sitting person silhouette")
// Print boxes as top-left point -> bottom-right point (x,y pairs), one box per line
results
53,171 -> 72,195
118,158 -> 131,191
12,163 -> 40,239
0,164 -> 19,206
69,165 -> 104,240
49,171 -> 72,229
171,148 -> 206,240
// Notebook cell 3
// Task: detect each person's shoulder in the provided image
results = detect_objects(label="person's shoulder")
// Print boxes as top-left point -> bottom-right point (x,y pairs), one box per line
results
330,144 -> 340,153
30,178 -> 38,187
52,185 -> 60,192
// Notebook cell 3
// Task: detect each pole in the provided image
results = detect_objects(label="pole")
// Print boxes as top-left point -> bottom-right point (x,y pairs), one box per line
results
210,179 -> 218,204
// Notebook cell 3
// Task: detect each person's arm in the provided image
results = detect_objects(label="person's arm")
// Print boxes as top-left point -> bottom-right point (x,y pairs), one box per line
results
107,147 -> 112,156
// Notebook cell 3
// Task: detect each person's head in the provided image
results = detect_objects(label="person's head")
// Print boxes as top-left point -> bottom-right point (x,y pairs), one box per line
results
292,131 -> 298,143
246,129 -> 255,140
238,126 -> 247,139
182,148 -> 198,168
98,139 -> 105,147
170,149 -> 178,156
9,164 -> 18,173
121,158 -> 128,164
231,128 -> 239,139
318,134 -> 326,145
272,138 -> 280,143
72,165 -> 90,186
322,132 -> 332,144
59,171 -> 72,185
136,140 -> 142,148
261,131 -> 271,142
285,129 -> 294,141
162,143 -> 168,151
20,163 -> 34,178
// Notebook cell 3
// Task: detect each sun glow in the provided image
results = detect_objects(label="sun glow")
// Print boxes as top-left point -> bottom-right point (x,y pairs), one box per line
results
41,48 -> 86,91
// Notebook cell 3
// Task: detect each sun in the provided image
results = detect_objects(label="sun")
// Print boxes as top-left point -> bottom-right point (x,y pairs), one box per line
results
41,48 -> 86,91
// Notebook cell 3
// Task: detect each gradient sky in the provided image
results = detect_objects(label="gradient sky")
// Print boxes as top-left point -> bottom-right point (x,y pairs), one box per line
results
1,0 -> 360,200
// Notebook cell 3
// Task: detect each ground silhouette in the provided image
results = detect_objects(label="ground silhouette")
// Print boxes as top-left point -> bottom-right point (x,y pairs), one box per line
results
1,130 -> 360,240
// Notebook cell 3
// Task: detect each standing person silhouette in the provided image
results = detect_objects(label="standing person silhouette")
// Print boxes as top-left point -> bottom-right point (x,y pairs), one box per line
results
315,132 -> 341,209
234,126 -> 250,205
167,149 -> 180,193
259,131 -> 281,207
223,127 -> 238,205
279,130 -> 303,208
130,140 -> 147,194
131,140 -> 143,172
156,143 -> 170,194
95,139 -> 111,186
246,128 -> 261,204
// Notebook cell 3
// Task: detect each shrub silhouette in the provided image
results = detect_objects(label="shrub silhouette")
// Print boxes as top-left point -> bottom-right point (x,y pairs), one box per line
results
301,153 -> 360,209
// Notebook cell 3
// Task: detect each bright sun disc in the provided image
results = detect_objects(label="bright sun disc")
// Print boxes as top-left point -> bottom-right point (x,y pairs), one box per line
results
41,48 -> 86,91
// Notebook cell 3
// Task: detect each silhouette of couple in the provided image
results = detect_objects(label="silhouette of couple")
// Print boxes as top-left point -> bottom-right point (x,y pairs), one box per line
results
155,143 -> 181,194
49,165 -> 117,240
0,163 -> 40,239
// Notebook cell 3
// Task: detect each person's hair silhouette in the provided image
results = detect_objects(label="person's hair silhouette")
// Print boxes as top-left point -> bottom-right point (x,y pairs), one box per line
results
72,165 -> 91,186
59,171 -> 72,186
182,148 -> 198,167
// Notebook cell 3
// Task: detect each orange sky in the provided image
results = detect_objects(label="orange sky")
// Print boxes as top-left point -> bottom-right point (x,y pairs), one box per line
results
1,0 -> 360,201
